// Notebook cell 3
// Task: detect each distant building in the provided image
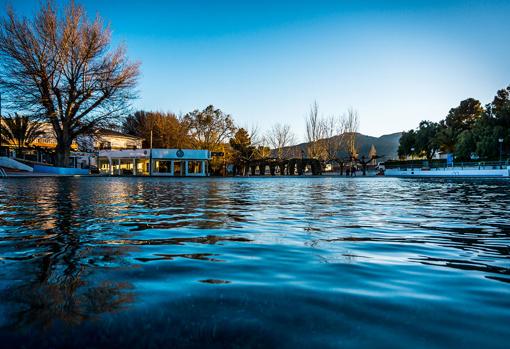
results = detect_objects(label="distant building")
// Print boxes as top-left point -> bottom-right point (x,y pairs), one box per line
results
10,123 -> 79,150
1,120 -> 144,167
97,148 -> 211,176
2,121 -> 143,152
1,120 -> 211,175
78,129 -> 143,151
75,129 -> 144,168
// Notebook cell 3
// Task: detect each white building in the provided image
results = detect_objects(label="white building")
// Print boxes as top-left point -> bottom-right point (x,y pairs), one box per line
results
73,129 -> 144,169
78,129 -> 144,151
97,148 -> 211,176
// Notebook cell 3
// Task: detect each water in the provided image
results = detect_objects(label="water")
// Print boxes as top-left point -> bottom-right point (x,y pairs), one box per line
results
0,177 -> 509,348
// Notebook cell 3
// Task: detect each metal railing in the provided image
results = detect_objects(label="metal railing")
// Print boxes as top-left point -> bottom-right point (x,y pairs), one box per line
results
385,160 -> 509,171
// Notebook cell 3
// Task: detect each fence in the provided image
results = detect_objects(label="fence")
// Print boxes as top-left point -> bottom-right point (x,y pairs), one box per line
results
385,160 -> 509,171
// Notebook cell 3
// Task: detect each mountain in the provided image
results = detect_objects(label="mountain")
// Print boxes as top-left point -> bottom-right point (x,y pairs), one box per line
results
281,132 -> 402,161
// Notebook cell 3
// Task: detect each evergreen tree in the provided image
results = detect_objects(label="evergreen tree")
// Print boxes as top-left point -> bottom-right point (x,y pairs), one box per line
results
229,128 -> 255,175
415,121 -> 440,160
397,130 -> 416,159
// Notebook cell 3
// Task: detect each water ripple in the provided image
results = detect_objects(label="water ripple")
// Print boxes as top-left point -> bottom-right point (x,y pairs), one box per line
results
0,176 -> 509,348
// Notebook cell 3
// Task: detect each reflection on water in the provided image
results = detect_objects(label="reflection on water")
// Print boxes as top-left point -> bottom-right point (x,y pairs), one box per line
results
0,180 -> 135,331
0,177 -> 509,348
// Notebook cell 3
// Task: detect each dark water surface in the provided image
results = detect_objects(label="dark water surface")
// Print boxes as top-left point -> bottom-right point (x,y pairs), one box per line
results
0,177 -> 509,348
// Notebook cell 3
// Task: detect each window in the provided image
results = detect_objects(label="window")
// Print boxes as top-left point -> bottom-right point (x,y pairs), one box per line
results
187,161 -> 203,175
155,160 -> 171,173
99,141 -> 111,150
126,142 -> 138,149
98,159 -> 110,171
173,161 -> 182,176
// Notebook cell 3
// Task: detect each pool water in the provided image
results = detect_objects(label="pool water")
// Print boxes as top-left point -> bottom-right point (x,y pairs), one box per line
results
0,177 -> 509,348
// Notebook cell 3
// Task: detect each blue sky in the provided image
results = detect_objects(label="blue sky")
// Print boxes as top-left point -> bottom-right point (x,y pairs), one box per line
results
2,0 -> 510,140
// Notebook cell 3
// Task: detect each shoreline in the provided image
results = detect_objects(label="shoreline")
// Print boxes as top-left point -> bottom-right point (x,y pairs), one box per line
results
2,173 -> 509,180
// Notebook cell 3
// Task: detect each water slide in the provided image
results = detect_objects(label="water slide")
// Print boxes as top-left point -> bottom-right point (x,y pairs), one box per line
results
0,157 -> 34,172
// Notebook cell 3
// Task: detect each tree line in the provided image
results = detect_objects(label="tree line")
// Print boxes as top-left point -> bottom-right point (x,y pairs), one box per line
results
120,101 -> 360,175
398,86 -> 510,162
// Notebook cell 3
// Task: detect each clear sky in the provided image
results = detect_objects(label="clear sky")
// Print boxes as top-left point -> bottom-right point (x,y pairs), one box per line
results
2,0 -> 510,140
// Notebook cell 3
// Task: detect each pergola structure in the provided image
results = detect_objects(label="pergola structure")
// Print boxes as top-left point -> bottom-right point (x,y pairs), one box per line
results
233,158 -> 322,176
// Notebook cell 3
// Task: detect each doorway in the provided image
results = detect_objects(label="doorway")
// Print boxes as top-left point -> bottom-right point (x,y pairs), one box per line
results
173,161 -> 183,176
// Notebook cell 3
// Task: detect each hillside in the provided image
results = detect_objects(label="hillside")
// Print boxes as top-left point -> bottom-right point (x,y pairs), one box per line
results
281,132 -> 402,161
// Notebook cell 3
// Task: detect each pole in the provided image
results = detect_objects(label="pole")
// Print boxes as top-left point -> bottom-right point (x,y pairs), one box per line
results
410,147 -> 415,172
499,138 -> 504,165
222,144 -> 226,176
149,130 -> 153,176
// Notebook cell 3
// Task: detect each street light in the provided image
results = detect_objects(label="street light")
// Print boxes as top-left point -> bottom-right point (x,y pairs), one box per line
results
499,138 -> 504,165
149,129 -> 153,176
410,147 -> 415,172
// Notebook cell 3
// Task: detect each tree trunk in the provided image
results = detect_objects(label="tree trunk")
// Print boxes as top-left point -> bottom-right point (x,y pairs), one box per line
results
55,128 -> 72,167
56,145 -> 71,167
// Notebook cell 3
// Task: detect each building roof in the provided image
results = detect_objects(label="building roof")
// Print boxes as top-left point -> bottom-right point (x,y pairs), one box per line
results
96,129 -> 144,140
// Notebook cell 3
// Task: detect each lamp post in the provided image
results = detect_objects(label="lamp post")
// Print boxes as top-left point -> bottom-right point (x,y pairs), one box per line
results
410,147 -> 415,172
149,129 -> 153,176
499,138 -> 504,165
223,144 -> 226,176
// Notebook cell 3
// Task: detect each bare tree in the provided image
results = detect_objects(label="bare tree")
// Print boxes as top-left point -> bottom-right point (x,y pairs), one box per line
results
305,101 -> 350,163
344,108 -> 360,158
302,102 -> 360,173
253,134 -> 272,159
266,123 -> 295,159
0,2 -> 139,166
321,114 -> 347,163
247,123 -> 262,147
305,101 -> 326,159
